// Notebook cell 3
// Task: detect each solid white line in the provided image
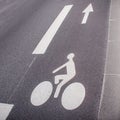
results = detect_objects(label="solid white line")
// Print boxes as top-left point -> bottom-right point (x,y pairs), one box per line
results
32,5 -> 73,54
98,0 -> 112,119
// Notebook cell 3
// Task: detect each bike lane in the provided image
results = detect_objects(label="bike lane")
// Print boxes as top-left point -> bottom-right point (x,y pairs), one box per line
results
6,0 -> 110,120
0,0 -> 67,102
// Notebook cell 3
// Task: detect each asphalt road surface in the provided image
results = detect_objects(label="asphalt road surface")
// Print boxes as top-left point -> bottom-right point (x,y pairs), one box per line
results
0,0 -> 110,120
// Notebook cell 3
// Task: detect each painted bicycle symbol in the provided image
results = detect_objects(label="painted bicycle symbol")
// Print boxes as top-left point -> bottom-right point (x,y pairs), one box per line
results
30,53 -> 85,110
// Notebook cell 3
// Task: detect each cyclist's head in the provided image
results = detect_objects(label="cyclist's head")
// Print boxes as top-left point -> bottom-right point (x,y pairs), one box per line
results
67,53 -> 75,59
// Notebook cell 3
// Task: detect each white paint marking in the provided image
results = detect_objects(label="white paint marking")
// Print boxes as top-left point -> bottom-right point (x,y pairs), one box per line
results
32,5 -> 73,54
81,3 -> 93,24
0,103 -> 14,120
31,81 -> 53,106
53,53 -> 76,98
62,83 -> 85,110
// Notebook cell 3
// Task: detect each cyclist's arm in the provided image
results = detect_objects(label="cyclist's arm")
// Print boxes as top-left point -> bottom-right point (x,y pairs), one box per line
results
52,63 -> 67,73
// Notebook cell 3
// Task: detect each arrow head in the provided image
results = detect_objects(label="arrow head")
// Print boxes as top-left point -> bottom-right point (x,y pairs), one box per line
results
83,3 -> 93,13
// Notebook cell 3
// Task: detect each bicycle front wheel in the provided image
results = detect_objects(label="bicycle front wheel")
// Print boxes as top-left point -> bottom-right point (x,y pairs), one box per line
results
31,81 -> 53,106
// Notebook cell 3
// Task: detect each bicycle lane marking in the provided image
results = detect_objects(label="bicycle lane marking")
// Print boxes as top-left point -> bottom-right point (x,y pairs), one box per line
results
32,4 -> 73,54
4,4 -> 73,120
30,53 -> 86,110
5,0 -> 110,119
31,81 -> 53,106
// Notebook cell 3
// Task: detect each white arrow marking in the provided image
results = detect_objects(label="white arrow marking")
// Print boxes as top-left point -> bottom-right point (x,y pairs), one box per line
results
0,103 -> 14,120
32,5 -> 73,54
81,3 -> 93,24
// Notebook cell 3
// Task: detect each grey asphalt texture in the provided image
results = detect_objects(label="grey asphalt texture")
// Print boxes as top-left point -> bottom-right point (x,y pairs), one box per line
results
0,0 -> 110,120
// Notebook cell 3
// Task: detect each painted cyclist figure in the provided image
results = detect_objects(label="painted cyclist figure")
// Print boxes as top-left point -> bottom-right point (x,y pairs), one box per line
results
31,53 -> 85,110
52,53 -> 76,98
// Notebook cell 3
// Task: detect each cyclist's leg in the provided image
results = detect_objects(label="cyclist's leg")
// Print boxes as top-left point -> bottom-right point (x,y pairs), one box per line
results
54,75 -> 67,84
54,77 -> 69,98
54,75 -> 74,98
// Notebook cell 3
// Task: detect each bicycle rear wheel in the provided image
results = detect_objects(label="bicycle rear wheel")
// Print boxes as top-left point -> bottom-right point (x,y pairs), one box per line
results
31,81 -> 53,106
61,82 -> 85,110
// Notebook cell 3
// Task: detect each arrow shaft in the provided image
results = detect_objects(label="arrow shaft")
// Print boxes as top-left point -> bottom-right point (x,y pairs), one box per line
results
82,12 -> 89,24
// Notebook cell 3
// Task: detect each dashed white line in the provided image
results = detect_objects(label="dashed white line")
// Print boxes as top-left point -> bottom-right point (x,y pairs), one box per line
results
32,5 -> 73,54
0,103 -> 14,120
